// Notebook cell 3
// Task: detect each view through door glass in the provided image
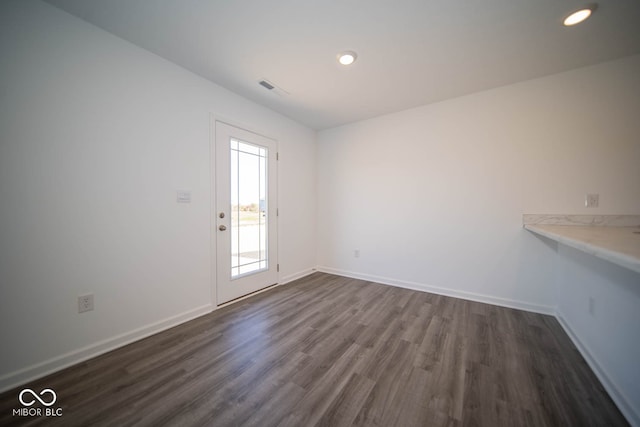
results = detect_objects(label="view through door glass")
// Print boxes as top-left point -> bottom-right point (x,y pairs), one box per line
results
230,138 -> 268,278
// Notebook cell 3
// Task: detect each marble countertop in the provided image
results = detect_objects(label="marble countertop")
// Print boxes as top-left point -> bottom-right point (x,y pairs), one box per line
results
523,215 -> 640,275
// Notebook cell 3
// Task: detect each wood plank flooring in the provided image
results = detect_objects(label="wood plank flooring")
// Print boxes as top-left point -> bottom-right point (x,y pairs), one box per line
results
0,273 -> 628,426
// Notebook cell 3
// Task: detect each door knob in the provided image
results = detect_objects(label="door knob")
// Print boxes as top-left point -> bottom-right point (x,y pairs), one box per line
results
219,225 -> 227,231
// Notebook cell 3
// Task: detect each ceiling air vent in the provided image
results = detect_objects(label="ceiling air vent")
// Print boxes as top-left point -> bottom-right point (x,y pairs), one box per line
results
259,80 -> 275,90
258,79 -> 289,97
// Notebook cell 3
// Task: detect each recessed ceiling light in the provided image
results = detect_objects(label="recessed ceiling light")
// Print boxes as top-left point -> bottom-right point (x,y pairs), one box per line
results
563,4 -> 597,26
337,51 -> 357,66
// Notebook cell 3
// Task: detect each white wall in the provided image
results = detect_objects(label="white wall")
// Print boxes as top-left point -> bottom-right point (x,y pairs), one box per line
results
317,54 -> 640,311
317,53 -> 640,424
0,0 -> 316,390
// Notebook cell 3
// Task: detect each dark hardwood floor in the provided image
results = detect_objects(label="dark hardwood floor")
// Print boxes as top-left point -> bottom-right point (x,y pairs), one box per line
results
0,273 -> 628,426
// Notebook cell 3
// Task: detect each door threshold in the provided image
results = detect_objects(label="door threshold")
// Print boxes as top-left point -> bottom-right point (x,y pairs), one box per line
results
217,282 -> 279,308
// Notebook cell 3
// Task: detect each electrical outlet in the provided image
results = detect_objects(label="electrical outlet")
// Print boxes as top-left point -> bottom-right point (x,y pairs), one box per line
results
78,294 -> 94,313
354,249 -> 360,258
585,193 -> 599,208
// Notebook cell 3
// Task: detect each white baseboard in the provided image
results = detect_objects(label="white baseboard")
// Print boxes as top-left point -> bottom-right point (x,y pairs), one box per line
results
0,304 -> 213,394
316,266 -> 556,315
0,267 -> 318,394
556,313 -> 639,427
280,267 -> 317,285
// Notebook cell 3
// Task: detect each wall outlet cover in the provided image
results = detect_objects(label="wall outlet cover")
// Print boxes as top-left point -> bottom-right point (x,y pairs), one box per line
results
78,294 -> 94,313
585,193 -> 599,208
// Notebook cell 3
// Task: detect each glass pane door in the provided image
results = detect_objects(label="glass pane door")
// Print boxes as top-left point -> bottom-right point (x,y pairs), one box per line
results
230,139 -> 268,278
215,120 -> 278,305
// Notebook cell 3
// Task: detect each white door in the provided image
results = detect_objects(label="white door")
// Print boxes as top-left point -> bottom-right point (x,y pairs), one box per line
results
215,121 -> 278,305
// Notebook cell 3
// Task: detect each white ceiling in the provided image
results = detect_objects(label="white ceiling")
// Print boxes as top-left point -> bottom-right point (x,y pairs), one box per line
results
45,0 -> 640,130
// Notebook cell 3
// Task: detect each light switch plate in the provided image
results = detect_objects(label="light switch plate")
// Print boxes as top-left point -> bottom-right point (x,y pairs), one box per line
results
177,190 -> 191,203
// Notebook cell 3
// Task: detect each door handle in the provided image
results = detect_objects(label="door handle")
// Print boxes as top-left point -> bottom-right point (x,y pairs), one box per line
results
219,225 -> 227,231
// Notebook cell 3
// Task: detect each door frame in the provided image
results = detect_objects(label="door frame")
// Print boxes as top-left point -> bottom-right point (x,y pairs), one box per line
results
209,115 -> 279,306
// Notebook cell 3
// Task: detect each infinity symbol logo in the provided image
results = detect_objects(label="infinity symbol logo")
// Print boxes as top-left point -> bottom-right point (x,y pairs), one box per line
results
18,389 -> 57,407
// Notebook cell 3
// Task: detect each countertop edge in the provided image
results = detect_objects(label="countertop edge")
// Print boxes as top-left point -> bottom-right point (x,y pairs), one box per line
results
522,214 -> 640,227
524,224 -> 640,275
